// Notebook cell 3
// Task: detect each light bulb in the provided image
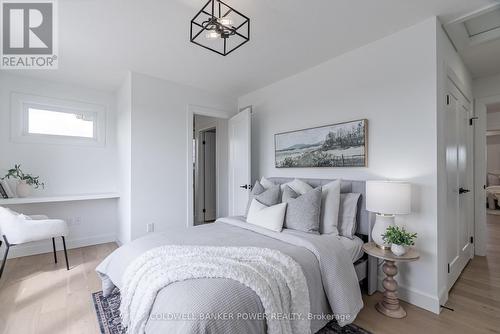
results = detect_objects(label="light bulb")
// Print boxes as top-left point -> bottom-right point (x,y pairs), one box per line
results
218,17 -> 232,26
205,30 -> 219,39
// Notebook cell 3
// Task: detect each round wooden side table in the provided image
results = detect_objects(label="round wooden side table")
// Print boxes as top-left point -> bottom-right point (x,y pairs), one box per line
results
362,242 -> 420,318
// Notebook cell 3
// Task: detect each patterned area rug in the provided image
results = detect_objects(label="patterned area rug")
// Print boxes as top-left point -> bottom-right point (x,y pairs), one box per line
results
92,291 -> 371,334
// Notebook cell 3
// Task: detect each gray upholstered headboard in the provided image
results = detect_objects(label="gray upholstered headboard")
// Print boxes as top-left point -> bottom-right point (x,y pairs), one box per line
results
267,177 -> 371,236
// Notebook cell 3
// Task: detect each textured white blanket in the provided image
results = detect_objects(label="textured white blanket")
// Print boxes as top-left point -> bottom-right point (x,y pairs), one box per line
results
120,245 -> 311,334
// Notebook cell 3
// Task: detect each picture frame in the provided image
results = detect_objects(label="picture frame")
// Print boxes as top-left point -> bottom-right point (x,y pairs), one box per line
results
274,119 -> 368,168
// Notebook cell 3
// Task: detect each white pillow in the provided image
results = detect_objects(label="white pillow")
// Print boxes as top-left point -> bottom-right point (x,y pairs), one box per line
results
320,180 -> 341,234
260,177 -> 275,189
246,199 -> 287,232
280,179 -> 313,195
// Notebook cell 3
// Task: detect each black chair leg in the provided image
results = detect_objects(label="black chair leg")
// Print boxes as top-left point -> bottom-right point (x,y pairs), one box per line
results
61,236 -> 69,270
52,237 -> 58,263
0,235 -> 10,279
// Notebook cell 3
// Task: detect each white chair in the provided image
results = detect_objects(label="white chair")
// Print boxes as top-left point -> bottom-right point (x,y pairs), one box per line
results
0,206 -> 70,279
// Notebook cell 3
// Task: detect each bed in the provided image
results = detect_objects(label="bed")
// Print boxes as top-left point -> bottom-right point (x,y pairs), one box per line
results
96,178 -> 376,334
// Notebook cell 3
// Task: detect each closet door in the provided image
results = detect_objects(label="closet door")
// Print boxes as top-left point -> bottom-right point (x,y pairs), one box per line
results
445,79 -> 474,290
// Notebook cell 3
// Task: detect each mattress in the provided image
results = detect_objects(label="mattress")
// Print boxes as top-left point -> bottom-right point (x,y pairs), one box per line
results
338,235 -> 365,263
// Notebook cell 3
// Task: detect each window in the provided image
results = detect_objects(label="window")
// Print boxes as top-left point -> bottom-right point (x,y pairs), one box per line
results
27,107 -> 96,138
11,93 -> 106,146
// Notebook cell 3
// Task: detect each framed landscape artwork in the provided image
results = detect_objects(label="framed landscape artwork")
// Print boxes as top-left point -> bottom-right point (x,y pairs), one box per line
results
275,119 -> 368,168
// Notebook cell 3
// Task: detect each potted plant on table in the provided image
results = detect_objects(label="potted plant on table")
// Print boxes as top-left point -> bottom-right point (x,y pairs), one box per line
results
381,225 -> 417,256
1,164 -> 45,198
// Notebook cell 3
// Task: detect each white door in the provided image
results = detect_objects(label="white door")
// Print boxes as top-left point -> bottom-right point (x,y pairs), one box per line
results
228,107 -> 252,216
445,79 -> 474,289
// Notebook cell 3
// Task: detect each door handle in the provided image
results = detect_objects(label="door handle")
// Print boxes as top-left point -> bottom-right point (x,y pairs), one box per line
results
459,187 -> 470,194
239,184 -> 253,190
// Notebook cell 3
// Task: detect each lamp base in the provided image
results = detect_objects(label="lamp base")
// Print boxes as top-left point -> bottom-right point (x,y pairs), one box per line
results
372,214 -> 395,249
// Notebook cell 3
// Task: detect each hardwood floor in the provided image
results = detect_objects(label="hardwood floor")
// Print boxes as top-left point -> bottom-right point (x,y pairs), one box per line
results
0,216 -> 498,334
0,242 -> 118,334
356,215 -> 500,334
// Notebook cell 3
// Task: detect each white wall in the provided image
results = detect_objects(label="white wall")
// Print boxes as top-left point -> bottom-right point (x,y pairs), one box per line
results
487,111 -> 500,173
116,72 -> 132,245
127,72 -> 236,240
435,20 -> 473,307
239,18 -> 442,313
473,73 -> 500,98
487,136 -> 500,173
0,73 -> 119,256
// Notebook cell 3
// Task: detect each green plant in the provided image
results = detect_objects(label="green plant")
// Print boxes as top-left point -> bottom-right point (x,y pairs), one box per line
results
382,225 -> 417,246
2,164 -> 45,189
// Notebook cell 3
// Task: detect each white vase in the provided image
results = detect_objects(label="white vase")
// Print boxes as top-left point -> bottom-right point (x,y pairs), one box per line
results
391,244 -> 408,256
16,180 -> 32,198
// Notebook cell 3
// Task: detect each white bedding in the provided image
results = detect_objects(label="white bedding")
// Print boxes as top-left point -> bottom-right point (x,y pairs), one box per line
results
97,217 -> 364,334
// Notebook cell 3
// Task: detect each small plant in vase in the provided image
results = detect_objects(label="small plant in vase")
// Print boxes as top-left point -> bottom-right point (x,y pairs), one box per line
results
382,225 -> 417,256
2,164 -> 45,198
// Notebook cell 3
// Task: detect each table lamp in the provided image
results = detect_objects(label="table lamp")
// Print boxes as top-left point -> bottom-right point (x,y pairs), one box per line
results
366,180 -> 411,249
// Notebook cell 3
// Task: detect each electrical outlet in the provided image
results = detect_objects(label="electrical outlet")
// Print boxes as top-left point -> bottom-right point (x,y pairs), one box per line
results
147,223 -> 155,233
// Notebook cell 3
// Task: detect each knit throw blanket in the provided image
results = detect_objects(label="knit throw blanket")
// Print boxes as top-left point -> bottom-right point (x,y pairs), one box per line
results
119,245 -> 310,334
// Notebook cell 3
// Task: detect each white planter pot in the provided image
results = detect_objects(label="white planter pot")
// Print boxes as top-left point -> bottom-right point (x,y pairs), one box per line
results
16,181 -> 32,198
391,244 -> 408,256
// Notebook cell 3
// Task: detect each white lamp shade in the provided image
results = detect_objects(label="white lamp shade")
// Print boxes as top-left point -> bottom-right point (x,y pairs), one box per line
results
366,180 -> 411,215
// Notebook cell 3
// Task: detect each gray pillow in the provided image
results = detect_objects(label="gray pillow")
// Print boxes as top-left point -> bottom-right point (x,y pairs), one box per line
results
282,186 -> 322,234
246,181 -> 280,216
337,193 -> 361,239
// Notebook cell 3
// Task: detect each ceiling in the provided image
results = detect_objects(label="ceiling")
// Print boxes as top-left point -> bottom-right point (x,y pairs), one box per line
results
3,0 -> 496,97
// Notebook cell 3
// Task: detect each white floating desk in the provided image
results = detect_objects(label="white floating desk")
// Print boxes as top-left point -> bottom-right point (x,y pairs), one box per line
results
0,193 -> 120,205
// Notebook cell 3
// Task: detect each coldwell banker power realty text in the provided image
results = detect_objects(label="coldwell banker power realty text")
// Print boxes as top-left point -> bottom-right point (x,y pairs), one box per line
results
1,0 -> 58,69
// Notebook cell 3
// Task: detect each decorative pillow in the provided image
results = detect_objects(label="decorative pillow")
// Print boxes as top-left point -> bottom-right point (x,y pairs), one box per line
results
488,173 -> 500,186
337,193 -> 361,239
320,180 -> 341,234
246,199 -> 287,232
280,179 -> 313,196
282,186 -> 322,234
260,177 -> 275,189
246,181 -> 280,216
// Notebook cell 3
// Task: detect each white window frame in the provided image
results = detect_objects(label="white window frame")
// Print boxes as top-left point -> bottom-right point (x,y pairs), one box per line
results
11,92 -> 106,146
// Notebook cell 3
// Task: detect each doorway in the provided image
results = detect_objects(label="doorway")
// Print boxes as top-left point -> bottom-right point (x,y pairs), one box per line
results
486,103 -> 500,215
193,115 -> 220,225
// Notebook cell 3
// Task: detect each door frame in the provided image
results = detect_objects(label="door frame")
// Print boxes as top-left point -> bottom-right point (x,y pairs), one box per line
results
474,94 -> 500,256
186,105 -> 232,227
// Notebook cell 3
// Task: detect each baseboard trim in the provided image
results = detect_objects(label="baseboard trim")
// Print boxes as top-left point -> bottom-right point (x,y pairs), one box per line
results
438,285 -> 449,310
3,234 -> 117,259
377,275 -> 440,314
